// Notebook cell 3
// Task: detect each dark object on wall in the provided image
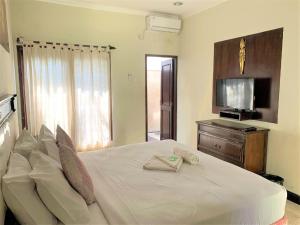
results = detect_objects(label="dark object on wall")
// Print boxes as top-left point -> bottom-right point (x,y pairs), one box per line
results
196,119 -> 269,174
261,174 -> 284,186
254,78 -> 271,108
0,95 -> 17,128
212,28 -> 283,123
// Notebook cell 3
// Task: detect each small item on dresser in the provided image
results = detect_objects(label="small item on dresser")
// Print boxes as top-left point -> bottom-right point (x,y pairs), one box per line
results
143,155 -> 183,172
173,147 -> 199,165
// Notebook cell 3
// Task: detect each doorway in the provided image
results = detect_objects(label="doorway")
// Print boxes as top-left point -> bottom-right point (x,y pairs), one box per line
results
145,55 -> 177,142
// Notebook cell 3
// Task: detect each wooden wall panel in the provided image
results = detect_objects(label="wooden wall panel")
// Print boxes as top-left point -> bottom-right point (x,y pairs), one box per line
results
212,28 -> 283,123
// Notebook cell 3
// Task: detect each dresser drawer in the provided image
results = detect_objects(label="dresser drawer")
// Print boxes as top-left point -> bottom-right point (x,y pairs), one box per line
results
198,132 -> 244,164
196,120 -> 269,174
199,124 -> 245,142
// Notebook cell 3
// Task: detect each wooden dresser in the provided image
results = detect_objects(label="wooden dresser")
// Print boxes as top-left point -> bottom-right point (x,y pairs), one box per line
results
196,119 -> 269,174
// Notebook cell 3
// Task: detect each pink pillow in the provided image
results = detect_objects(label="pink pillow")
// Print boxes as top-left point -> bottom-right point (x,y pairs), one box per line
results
59,144 -> 95,205
56,125 -> 75,151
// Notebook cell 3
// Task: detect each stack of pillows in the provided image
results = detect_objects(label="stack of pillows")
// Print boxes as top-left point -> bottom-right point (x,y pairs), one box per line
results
2,125 -> 95,225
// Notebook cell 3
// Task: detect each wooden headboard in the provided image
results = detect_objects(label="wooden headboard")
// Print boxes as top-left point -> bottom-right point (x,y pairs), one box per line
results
0,95 -> 17,225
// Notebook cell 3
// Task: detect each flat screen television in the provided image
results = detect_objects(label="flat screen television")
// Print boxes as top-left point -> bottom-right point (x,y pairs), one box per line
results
216,78 -> 255,110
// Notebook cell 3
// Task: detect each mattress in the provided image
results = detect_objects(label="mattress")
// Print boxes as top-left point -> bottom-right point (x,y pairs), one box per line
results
79,140 -> 287,225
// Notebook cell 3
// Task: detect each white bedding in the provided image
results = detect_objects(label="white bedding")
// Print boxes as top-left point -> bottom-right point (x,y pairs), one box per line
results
79,140 -> 286,225
57,203 -> 108,225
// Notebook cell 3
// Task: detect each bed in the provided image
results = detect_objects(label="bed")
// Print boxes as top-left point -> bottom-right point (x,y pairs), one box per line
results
78,140 -> 287,225
0,95 -> 287,225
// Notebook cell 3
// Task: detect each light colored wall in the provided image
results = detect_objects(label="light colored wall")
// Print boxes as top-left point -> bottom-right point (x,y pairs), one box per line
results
178,0 -> 300,194
0,0 -> 19,223
0,0 -> 19,161
10,0 -> 179,146
147,70 -> 161,132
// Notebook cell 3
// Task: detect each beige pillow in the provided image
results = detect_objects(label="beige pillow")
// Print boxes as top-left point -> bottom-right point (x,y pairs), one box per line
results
2,153 -> 57,225
29,151 -> 90,224
56,125 -> 75,150
14,130 -> 38,158
59,144 -> 95,205
39,125 -> 56,142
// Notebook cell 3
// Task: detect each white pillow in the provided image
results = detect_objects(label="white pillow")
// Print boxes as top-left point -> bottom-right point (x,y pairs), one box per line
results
29,151 -> 62,170
14,130 -> 38,158
39,125 -> 56,142
29,151 -> 90,224
2,153 -> 57,225
39,140 -> 61,163
38,125 -> 60,163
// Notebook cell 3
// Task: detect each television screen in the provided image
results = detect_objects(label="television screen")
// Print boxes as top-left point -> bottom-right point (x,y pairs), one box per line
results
216,78 -> 254,110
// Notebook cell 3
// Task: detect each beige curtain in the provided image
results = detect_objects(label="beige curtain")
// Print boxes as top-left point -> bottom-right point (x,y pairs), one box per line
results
23,42 -> 112,151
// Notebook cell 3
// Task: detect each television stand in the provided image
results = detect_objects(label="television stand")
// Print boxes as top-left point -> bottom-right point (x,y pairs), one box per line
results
196,119 -> 269,174
219,109 -> 259,121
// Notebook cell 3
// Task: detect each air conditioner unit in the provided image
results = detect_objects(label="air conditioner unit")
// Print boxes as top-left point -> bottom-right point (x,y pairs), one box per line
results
146,14 -> 182,33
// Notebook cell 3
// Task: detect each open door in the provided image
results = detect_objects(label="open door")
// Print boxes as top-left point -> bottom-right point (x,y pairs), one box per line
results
160,59 -> 176,140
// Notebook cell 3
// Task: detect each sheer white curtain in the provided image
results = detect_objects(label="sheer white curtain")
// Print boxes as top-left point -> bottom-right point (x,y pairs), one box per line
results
23,45 -> 73,137
73,49 -> 111,151
23,42 -> 112,151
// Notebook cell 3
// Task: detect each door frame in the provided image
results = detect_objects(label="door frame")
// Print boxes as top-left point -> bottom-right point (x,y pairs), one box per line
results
145,54 -> 178,141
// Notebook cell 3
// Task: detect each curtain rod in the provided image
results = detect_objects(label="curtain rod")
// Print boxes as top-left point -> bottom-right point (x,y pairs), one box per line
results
16,37 -> 116,50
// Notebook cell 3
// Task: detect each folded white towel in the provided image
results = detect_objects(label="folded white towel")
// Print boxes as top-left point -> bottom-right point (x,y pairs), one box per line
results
174,147 -> 199,165
143,155 -> 183,172
154,155 -> 182,169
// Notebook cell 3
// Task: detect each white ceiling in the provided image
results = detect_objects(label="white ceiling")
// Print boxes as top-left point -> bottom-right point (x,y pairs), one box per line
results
37,0 -> 227,17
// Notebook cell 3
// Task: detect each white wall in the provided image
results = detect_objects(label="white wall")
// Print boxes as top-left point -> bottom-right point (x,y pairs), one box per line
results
0,0 -> 19,223
178,0 -> 300,194
0,0 -> 19,158
10,0 -> 179,146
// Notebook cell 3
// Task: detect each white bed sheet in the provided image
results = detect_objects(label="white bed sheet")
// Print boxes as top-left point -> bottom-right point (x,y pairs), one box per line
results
79,140 -> 286,225
57,203 -> 108,225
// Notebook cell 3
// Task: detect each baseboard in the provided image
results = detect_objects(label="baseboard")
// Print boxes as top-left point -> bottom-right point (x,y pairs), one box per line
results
287,190 -> 300,205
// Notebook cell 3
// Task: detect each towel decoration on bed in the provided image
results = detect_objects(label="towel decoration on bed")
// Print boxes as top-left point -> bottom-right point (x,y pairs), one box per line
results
143,147 -> 199,172
143,154 -> 183,172
155,155 -> 182,169
173,147 -> 199,165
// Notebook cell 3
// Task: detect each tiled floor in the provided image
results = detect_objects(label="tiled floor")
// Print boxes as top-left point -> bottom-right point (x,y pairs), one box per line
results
148,131 -> 160,141
286,200 -> 300,225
